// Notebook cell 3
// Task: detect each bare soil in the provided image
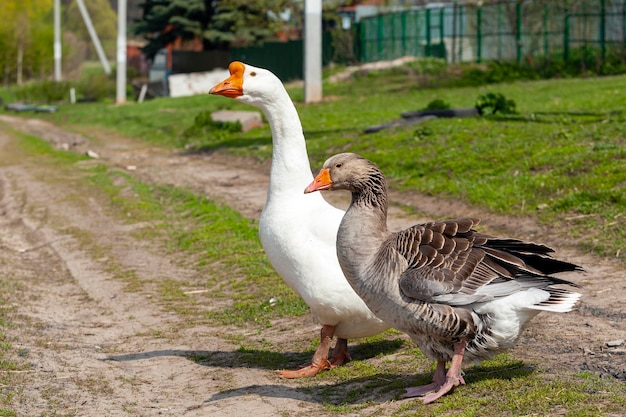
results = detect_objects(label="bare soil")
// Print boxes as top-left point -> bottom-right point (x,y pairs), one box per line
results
0,115 -> 624,416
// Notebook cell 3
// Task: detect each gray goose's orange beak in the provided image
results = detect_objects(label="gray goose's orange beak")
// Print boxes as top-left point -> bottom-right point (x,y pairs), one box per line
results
304,168 -> 332,193
209,61 -> 245,98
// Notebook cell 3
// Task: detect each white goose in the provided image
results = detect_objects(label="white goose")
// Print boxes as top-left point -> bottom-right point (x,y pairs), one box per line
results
209,62 -> 389,378
305,152 -> 582,403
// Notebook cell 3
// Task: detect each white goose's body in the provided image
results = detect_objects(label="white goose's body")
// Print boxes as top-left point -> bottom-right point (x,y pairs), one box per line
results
210,63 -> 388,377
306,153 -> 583,403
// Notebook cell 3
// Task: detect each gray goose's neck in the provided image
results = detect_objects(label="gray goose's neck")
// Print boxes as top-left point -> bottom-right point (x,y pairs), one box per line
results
337,169 -> 390,292
350,168 -> 388,220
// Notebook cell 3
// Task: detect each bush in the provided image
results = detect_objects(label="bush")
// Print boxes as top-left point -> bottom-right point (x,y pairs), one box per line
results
13,80 -> 72,103
183,110 -> 242,138
423,98 -> 451,110
77,73 -> 116,101
475,92 -> 517,115
405,57 -> 449,76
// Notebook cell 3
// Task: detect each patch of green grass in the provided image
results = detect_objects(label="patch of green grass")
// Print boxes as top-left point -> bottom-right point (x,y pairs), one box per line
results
302,351 -> 625,416
151,185 -> 309,326
0,276 -> 26,415
28,94 -> 238,147
34,73 -> 625,261
13,130 -> 87,166
84,165 -> 166,224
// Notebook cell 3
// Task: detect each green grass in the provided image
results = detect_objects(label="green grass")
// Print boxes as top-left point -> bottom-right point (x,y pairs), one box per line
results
18,71 -> 625,260
0,277 -> 25,416
306,353 -> 625,416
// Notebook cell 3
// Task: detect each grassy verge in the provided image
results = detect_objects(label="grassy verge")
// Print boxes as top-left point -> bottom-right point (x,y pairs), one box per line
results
11,71 -> 624,261
12,129 -> 307,328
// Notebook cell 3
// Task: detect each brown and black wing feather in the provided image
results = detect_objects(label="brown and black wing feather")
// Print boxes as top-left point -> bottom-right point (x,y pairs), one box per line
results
396,218 -> 581,306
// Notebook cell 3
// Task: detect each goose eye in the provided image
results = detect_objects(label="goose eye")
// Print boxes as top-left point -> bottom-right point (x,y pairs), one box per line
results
335,163 -> 343,168
250,71 -> 257,77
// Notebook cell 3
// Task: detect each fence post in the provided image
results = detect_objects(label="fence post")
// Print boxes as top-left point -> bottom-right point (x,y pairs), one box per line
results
516,0 -> 522,65
497,2 -> 502,60
476,4 -> 482,63
401,11 -> 407,56
543,3 -> 550,57
459,5 -> 464,62
600,0 -> 606,61
359,20 -> 366,63
564,7 -> 570,62
452,1 -> 457,63
439,6 -> 445,47
582,1 -> 588,71
424,9 -> 432,56
390,12 -> 396,60
377,14 -> 384,61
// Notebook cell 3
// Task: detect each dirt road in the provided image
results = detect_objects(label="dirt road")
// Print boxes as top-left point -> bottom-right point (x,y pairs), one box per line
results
0,115 -> 624,416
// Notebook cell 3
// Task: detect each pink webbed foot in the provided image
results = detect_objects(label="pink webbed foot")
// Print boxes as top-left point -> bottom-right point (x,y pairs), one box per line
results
421,374 -> 466,404
402,341 -> 468,404
401,382 -> 441,398
401,359 -> 447,399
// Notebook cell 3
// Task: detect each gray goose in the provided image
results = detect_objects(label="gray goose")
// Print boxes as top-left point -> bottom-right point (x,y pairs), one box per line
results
305,152 -> 582,404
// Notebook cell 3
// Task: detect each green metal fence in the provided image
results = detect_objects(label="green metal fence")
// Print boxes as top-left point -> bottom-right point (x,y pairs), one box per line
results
228,0 -> 626,81
230,35 -> 334,82
357,0 -> 626,68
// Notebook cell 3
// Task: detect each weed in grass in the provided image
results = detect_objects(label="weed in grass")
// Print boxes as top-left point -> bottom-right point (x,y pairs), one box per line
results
72,376 -> 114,396
182,110 -> 242,149
0,277 -> 29,415
159,280 -> 189,302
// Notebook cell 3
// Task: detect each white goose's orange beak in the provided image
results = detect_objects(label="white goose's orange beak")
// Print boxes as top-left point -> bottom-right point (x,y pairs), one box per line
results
304,168 -> 332,193
209,61 -> 245,98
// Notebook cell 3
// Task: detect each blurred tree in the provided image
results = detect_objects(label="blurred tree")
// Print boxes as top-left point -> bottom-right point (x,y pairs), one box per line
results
133,0 -> 290,60
133,0 -> 215,60
0,0 -> 54,85
207,0 -> 290,47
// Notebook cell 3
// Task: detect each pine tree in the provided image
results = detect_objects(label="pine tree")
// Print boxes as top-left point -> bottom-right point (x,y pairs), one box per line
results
133,0 -> 290,59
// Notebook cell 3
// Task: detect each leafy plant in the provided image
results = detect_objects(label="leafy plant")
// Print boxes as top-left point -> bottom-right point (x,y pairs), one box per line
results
475,92 -> 517,115
183,110 -> 242,139
423,98 -> 451,110
12,80 -> 72,103
179,110 -> 244,149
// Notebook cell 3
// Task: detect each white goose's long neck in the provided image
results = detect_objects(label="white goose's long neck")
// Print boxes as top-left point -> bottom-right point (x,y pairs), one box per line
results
260,95 -> 315,199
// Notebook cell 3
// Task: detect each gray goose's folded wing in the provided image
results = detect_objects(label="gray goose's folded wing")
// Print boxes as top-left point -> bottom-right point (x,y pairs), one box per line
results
395,218 -> 580,306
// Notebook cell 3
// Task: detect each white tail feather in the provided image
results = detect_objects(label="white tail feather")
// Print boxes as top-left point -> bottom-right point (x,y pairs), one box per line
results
526,290 -> 582,313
